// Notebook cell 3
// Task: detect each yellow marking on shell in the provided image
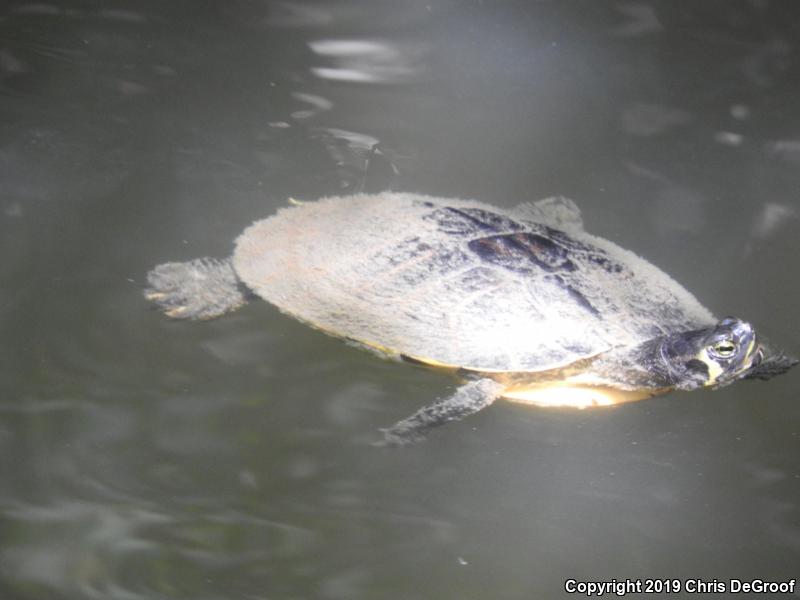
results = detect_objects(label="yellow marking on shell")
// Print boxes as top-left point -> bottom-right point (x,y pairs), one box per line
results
303,319 -> 410,361
360,339 -> 404,358
502,384 -> 664,408
397,352 -> 579,374
400,353 -> 459,369
287,197 -> 307,206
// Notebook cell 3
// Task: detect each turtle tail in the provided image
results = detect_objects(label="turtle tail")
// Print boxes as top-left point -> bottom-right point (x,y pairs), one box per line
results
145,257 -> 250,320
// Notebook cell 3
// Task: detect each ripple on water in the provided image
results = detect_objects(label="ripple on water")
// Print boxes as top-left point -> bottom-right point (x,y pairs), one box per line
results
1,500 -> 319,599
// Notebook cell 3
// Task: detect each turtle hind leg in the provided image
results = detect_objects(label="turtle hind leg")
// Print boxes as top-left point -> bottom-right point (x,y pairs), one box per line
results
145,257 -> 249,320
377,378 -> 505,446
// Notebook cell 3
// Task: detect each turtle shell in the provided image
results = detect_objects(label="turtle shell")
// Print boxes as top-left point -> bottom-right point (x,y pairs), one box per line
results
233,193 -> 715,372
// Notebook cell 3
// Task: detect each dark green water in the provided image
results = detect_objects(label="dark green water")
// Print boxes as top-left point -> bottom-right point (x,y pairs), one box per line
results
1,1 -> 799,598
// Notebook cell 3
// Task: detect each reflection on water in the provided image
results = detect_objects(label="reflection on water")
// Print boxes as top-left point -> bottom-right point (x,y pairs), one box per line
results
309,38 -> 427,83
1,1 -> 799,598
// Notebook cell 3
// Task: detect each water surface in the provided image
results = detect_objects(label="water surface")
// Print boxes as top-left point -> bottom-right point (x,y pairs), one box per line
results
1,1 -> 799,598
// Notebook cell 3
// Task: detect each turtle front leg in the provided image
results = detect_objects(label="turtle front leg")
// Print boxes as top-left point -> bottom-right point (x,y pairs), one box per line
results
145,257 -> 250,320
379,378 -> 505,446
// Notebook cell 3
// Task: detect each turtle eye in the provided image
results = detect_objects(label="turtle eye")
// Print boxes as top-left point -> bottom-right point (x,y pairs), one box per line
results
710,340 -> 737,359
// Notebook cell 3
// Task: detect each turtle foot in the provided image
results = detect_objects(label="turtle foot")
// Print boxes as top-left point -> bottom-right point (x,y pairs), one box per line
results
376,378 -> 504,445
145,257 -> 248,320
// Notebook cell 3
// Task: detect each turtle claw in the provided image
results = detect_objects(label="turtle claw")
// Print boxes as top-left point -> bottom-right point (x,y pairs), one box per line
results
165,306 -> 189,318
375,428 -> 426,447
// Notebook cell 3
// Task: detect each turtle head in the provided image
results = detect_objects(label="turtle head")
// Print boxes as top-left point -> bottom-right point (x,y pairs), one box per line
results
658,317 -> 797,390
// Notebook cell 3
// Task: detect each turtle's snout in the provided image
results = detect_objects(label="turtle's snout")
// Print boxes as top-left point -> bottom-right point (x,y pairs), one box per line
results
742,341 -> 799,382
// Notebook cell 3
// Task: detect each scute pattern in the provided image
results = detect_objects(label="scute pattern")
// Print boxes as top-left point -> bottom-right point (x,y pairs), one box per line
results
423,205 -> 526,235
233,193 -> 715,372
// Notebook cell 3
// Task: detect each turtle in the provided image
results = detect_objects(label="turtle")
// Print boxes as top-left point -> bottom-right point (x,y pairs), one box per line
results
145,193 -> 797,444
